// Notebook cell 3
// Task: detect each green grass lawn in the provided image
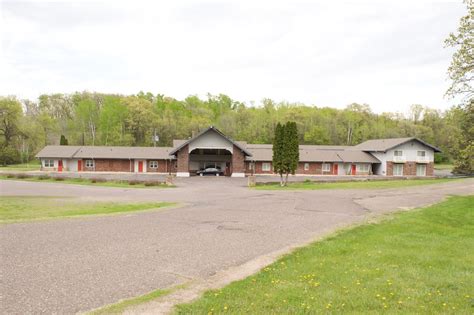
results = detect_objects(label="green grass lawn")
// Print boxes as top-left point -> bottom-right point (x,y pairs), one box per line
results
0,196 -> 175,223
254,178 -> 458,190
0,174 -> 174,188
0,161 -> 41,171
176,196 -> 474,314
90,288 -> 170,315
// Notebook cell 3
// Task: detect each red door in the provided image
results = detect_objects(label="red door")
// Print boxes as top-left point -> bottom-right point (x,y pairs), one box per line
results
333,164 -> 338,175
351,164 -> 356,175
78,160 -> 82,172
58,160 -> 63,172
138,161 -> 143,173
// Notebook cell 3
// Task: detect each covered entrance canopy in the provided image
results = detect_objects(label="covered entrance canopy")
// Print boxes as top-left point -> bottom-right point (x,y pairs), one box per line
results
169,126 -> 252,177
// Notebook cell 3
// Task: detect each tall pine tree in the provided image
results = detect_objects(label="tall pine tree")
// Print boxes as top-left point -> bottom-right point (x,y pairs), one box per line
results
283,121 -> 299,184
273,121 -> 299,186
272,122 -> 286,186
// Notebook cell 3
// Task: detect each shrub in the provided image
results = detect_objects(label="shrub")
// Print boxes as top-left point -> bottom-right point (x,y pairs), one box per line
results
38,175 -> 51,180
16,174 -> 30,179
54,177 -> 65,181
128,180 -> 140,185
6,174 -> 15,178
144,181 -> 160,186
90,178 -> 106,183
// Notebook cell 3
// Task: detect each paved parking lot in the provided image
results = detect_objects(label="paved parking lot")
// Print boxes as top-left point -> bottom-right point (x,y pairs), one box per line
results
1,178 -> 472,314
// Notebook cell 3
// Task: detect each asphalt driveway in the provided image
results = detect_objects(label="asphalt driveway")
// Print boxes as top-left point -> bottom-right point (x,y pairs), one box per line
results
1,178 -> 473,314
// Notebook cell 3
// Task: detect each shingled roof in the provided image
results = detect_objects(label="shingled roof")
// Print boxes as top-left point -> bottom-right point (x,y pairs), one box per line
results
73,146 -> 174,160
353,137 -> 441,152
36,146 -> 174,160
36,146 -> 82,158
169,126 -> 252,156
244,144 -> 379,163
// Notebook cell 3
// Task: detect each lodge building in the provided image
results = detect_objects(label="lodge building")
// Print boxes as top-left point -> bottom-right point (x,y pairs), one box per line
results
36,126 -> 439,177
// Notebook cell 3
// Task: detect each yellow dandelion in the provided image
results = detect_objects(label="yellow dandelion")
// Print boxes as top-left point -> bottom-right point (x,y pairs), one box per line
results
398,300 -> 403,304
223,305 -> 228,310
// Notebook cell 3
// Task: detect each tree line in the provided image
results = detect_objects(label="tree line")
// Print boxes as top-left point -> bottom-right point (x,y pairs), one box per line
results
0,91 -> 469,165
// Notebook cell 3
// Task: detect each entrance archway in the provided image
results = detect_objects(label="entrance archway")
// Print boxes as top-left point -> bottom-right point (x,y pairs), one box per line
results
189,148 -> 232,176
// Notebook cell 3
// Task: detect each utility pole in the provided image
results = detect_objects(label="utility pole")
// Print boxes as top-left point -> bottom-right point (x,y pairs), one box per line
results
153,129 -> 159,147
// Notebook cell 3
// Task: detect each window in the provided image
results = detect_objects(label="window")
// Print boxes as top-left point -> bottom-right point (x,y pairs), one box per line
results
394,150 -> 403,157
417,151 -> 426,157
304,163 -> 309,171
43,159 -> 54,167
356,164 -> 370,172
85,160 -> 94,168
393,164 -> 403,176
322,163 -> 331,172
262,162 -> 271,171
149,161 -> 158,169
416,164 -> 426,176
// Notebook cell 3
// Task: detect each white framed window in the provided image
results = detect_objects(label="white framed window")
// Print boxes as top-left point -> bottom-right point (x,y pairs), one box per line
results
85,159 -> 94,168
149,160 -> 158,169
394,150 -> 403,157
356,164 -> 370,172
322,163 -> 331,172
393,164 -> 403,176
304,163 -> 310,171
416,164 -> 426,176
262,162 -> 271,171
417,151 -> 426,157
43,159 -> 54,167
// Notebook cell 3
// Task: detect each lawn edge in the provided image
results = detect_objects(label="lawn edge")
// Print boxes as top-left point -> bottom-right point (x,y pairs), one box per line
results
0,176 -> 176,189
0,201 -> 182,224
252,178 -> 459,191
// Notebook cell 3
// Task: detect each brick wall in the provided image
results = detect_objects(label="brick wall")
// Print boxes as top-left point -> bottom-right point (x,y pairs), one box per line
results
386,161 -> 393,176
387,161 -> 433,176
297,162 -> 324,175
232,145 -> 245,174
145,159 -> 170,173
176,144 -> 189,173
403,162 -> 417,176
253,161 -> 273,174
94,159 -> 132,172
426,162 -> 434,176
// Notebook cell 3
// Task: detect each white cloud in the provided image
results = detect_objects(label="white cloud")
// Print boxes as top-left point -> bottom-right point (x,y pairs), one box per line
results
0,0 -> 466,113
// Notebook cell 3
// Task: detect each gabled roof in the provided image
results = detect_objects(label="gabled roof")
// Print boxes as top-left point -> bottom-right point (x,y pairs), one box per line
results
337,150 -> 380,163
353,137 -> 441,152
36,145 -> 174,160
73,146 -> 174,160
169,126 -> 252,156
245,144 -> 380,163
35,146 -> 82,158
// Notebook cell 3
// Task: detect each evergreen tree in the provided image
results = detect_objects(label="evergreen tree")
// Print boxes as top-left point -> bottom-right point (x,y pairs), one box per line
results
272,122 -> 286,186
283,121 -> 299,184
273,121 -> 300,186
60,135 -> 68,145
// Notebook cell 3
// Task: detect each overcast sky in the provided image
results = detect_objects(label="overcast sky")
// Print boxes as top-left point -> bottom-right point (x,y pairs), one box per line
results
0,0 -> 466,113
